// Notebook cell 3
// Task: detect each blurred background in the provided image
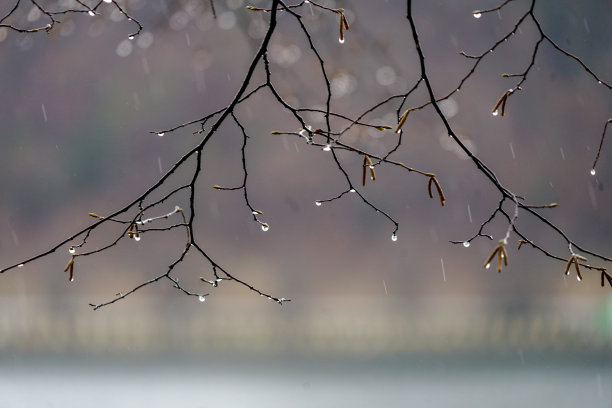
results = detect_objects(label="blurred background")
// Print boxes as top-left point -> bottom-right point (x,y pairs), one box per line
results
0,0 -> 611,406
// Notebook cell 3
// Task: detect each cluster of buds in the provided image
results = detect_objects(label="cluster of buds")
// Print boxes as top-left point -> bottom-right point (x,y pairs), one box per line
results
484,239 -> 509,273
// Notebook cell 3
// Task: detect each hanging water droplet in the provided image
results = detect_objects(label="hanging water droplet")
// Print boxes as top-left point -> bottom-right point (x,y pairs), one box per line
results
350,188 -> 356,193
322,144 -> 331,151
339,38 -> 345,44
261,223 -> 269,231
88,10 -> 95,16
103,0 -> 112,3
315,201 -> 322,206
69,247 -> 76,254
157,132 -> 165,137
473,12 -> 482,18
17,264 -> 24,268
598,81 -> 602,85
463,241 -> 470,248
391,233 -> 398,242
134,235 -> 141,242
198,295 -> 206,302
69,276 -> 75,282
492,110 -> 499,116
590,168 -> 596,176
485,263 -> 491,269
576,275 -> 582,282
128,35 -> 135,40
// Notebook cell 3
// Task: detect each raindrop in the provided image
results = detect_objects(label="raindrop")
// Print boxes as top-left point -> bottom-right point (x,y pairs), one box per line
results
576,275 -> 582,282
598,81 -> 602,85
485,263 -> 491,269
69,276 -> 75,282
441,258 -> 447,281
69,247 -> 76,254
134,235 -> 141,242
391,233 -> 398,242
157,132 -> 165,137
41,103 -> 47,122
339,38 -> 345,44
198,295 -> 206,302
473,12 -> 482,18
350,189 -> 356,193
17,264 -> 24,268
315,201 -> 322,206
322,144 -> 331,151
88,10 -> 95,16
128,35 -> 135,40
261,224 -> 270,232
590,168 -> 596,176
103,0 -> 112,3
463,241 -> 470,248
492,110 -> 499,116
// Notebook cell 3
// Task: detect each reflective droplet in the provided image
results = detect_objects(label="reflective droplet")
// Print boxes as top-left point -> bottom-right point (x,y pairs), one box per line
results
128,35 -> 135,40
261,224 -> 270,231
103,0 -> 112,3
473,12 -> 482,18
590,168 -> 596,176
17,264 -> 24,268
339,38 -> 345,44
485,263 -> 491,269
598,81 -> 602,85
157,132 -> 165,137
350,189 -> 356,193
391,233 -> 398,242
576,275 -> 582,282
492,110 -> 499,116
69,276 -> 75,282
198,295 -> 206,302
463,241 -> 470,248
88,10 -> 95,16
69,247 -> 76,254
322,144 -> 331,151
134,235 -> 141,242
315,201 -> 322,206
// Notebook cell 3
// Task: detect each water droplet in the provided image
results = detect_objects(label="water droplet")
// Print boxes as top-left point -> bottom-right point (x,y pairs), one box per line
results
339,38 -> 345,44
157,132 -> 165,137
103,0 -> 112,3
315,201 -> 322,206
261,224 -> 270,231
134,235 -> 141,242
598,81 -> 602,85
69,247 -> 76,254
590,168 -> 596,176
391,233 -> 398,242
463,241 -> 470,248
322,144 -> 331,152
69,276 -> 75,282
369,165 -> 375,169
350,189 -> 356,193
17,264 -> 24,268
88,10 -> 95,16
485,263 -> 491,269
198,295 -> 206,302
128,35 -> 135,40
473,12 -> 482,18
492,110 -> 499,116
576,275 -> 582,282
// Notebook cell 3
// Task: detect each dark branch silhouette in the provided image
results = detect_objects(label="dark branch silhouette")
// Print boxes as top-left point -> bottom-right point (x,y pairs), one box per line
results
1,0 -> 611,309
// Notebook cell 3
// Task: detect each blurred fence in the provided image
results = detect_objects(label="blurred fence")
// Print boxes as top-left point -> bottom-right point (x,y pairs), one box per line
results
1,295 -> 610,356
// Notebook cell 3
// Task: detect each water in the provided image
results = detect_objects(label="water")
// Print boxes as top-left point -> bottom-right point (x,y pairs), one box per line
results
1,355 -> 609,407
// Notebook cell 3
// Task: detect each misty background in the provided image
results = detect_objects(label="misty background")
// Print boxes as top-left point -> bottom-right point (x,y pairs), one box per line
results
0,0 -> 611,406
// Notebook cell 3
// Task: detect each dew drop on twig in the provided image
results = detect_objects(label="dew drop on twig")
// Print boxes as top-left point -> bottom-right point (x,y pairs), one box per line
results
391,233 -> 398,242
463,241 -> 470,248
473,12 -> 482,18
315,201 -> 322,206
198,295 -> 206,302
590,168 -> 596,176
